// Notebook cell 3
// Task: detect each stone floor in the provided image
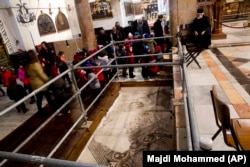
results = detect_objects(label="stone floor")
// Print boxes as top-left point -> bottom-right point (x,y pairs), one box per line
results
185,20 -> 250,151
0,86 -> 47,140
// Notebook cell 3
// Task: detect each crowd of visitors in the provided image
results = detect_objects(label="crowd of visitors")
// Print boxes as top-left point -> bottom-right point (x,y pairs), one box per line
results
0,13 -> 174,117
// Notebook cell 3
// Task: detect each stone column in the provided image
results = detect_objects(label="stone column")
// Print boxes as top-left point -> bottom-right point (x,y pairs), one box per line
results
169,0 -> 197,46
75,0 -> 97,50
212,0 -> 227,39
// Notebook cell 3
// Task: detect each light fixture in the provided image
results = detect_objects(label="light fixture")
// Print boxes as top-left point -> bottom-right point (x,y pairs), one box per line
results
49,3 -> 52,15
67,4 -> 71,11
66,40 -> 69,47
16,40 -> 19,46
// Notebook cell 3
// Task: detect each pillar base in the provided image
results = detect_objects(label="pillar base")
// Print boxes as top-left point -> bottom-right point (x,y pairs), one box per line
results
212,32 -> 227,40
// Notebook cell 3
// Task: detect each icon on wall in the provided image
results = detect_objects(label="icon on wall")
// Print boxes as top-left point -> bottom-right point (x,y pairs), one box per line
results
16,0 -> 36,24
90,0 -> 113,20
124,2 -> 133,16
55,9 -> 70,32
37,11 -> 56,36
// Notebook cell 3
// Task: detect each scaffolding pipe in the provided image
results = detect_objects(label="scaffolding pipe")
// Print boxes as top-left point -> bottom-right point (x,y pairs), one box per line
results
116,52 -> 172,59
69,63 -> 87,121
177,31 -> 200,151
177,34 -> 192,151
75,61 -> 181,70
114,34 -> 173,44
0,151 -> 106,167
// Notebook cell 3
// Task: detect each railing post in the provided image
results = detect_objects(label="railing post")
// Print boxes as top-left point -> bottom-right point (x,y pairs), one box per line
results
0,151 -> 106,167
177,26 -> 200,151
110,34 -> 119,78
69,63 -> 88,123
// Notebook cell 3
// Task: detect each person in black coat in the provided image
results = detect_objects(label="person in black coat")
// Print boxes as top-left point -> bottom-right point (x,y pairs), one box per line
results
39,41 -> 56,77
97,28 -> 114,57
115,21 -> 125,41
97,28 -> 111,47
49,67 -> 70,115
190,8 -> 211,49
133,17 -> 150,35
56,51 -> 72,85
152,15 -> 165,52
7,76 -> 28,113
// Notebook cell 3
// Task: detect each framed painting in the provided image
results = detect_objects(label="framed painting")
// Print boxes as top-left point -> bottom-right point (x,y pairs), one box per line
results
37,12 -> 56,36
90,0 -> 113,20
124,2 -> 133,16
134,2 -> 144,15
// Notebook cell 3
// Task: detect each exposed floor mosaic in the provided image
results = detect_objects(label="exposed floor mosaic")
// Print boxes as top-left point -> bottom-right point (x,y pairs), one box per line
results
77,86 -> 174,166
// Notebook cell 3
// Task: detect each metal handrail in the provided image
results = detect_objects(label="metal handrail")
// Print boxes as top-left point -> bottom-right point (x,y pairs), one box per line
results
177,32 -> 200,151
0,151 -> 106,167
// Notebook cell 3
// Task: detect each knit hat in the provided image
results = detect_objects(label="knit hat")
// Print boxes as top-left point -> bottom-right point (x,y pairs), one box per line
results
134,32 -> 140,36
51,66 -> 59,77
144,33 -> 150,38
155,46 -> 162,53
144,45 -> 150,51
128,32 -> 133,38
158,14 -> 163,19
197,8 -> 204,13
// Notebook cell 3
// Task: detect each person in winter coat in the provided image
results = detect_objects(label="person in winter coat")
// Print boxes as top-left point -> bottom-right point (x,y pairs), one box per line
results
125,44 -> 135,78
56,51 -> 72,85
152,15 -> 165,52
7,76 -> 28,113
97,50 -> 111,84
143,33 -> 157,54
117,44 -> 128,77
18,64 -> 35,104
92,60 -> 106,88
38,41 -> 56,77
190,8 -> 211,49
2,68 -> 13,88
49,67 -> 70,115
133,17 -> 150,36
73,60 -> 88,98
26,49 -> 53,116
155,45 -> 163,62
148,59 -> 159,78
88,69 -> 101,98
132,32 -> 144,63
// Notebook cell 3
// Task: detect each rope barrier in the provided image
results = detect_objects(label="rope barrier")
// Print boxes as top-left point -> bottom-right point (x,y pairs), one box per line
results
214,19 -> 249,29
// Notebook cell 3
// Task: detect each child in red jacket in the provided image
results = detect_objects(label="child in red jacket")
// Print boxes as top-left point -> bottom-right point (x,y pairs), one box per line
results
125,44 -> 135,78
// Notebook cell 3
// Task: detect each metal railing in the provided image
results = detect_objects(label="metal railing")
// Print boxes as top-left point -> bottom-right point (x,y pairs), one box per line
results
176,32 -> 200,151
0,33 -> 200,166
